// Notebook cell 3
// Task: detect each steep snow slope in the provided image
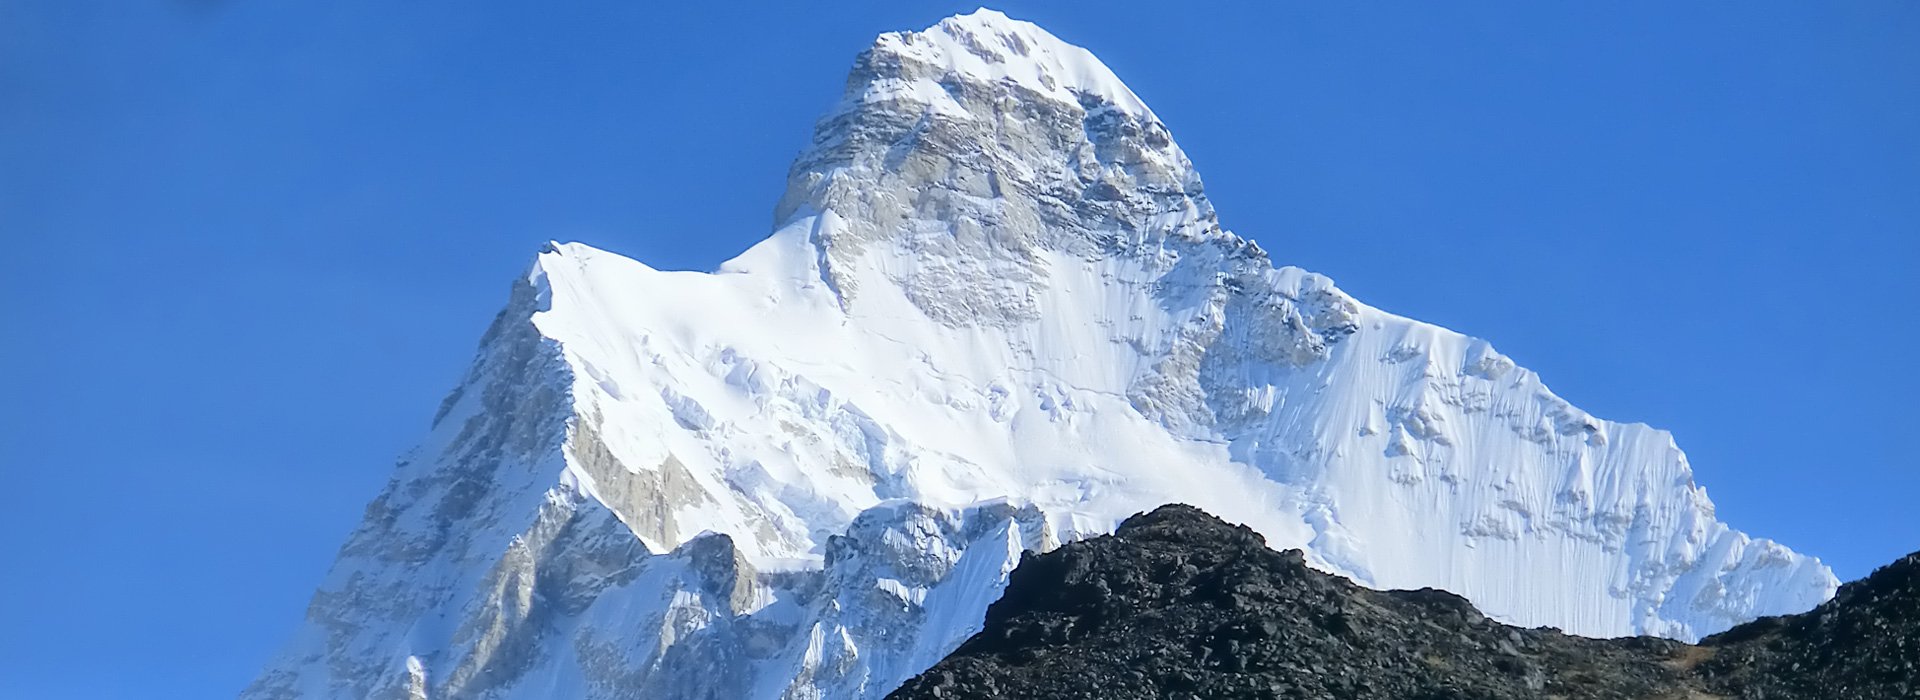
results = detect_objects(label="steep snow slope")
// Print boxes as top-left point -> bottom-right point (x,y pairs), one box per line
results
247,9 -> 1837,700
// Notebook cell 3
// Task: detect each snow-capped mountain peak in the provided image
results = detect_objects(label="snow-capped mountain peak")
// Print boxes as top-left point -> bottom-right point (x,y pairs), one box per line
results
247,10 -> 1836,700
863,8 -> 1155,119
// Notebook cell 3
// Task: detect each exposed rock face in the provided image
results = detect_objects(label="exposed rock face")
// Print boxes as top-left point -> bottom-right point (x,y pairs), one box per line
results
775,11 -> 1214,329
890,505 -> 1918,700
248,9 -> 1839,700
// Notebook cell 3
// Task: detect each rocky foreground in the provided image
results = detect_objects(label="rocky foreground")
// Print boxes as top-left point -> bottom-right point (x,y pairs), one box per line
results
890,505 -> 1917,700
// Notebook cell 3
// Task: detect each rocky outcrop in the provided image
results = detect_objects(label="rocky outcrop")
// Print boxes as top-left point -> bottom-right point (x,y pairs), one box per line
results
890,505 -> 1917,700
1693,549 -> 1920,698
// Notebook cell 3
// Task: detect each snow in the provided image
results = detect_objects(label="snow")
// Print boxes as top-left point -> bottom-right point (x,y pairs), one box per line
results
248,8 -> 1838,700
850,8 -> 1157,121
527,224 -> 1833,642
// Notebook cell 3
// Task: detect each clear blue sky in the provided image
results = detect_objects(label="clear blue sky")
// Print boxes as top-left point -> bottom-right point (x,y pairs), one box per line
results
2,1 -> 1914,697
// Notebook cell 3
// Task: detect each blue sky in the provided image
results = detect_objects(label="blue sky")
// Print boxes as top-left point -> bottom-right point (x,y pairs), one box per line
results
2,1 -> 1915,697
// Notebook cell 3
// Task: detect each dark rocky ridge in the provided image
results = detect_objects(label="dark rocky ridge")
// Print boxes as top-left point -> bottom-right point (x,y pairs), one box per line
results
889,505 -> 1917,700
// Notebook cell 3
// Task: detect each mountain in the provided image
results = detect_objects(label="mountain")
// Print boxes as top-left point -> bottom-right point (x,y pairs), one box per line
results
245,9 -> 1837,700
889,504 -> 1917,700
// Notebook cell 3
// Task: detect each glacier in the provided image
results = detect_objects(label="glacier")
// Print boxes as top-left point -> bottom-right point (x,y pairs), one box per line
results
246,9 -> 1838,700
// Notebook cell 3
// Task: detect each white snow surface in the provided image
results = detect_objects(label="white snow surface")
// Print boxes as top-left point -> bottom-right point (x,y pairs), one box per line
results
248,9 -> 1837,700
848,8 -> 1156,121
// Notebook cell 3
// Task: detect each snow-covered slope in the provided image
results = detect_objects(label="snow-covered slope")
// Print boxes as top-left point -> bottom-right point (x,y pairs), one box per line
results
246,9 -> 1837,699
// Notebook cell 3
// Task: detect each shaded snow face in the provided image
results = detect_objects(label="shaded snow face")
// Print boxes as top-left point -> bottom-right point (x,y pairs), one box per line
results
247,8 -> 1837,700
